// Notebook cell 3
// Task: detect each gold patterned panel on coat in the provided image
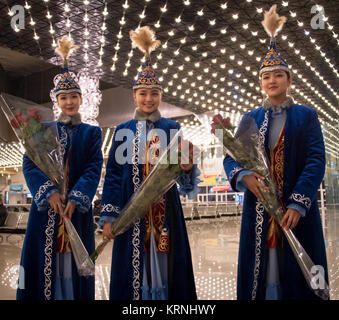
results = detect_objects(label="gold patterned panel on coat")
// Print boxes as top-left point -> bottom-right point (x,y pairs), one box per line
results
267,125 -> 285,249
143,132 -> 169,253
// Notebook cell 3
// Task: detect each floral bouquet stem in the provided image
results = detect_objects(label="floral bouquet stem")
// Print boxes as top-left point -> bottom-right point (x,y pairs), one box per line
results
209,113 -> 329,300
63,217 -> 95,276
90,130 -> 191,262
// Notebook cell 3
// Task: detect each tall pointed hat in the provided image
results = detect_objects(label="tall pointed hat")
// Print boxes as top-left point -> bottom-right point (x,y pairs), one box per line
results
259,5 -> 290,76
53,35 -> 82,96
130,26 -> 162,90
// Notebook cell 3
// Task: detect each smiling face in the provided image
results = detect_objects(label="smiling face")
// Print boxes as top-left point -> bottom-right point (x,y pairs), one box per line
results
133,88 -> 162,114
57,92 -> 82,116
260,70 -> 292,103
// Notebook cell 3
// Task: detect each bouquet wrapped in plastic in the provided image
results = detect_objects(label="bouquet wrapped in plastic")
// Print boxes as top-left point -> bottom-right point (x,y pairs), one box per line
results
210,113 -> 329,300
0,93 -> 94,277
90,129 -> 198,261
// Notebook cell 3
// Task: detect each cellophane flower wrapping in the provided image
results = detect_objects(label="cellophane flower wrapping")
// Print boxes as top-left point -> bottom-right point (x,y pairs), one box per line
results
216,114 -> 284,224
0,93 -> 64,190
210,113 -> 329,299
0,93 -> 95,277
90,129 -> 198,262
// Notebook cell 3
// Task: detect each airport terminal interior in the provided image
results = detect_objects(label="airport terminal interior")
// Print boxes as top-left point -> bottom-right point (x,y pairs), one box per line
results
0,0 -> 338,300
0,196 -> 338,300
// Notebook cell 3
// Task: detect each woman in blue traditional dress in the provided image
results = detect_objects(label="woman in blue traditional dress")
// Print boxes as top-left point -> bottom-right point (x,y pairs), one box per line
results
17,36 -> 103,300
99,27 -> 199,300
223,5 -> 328,300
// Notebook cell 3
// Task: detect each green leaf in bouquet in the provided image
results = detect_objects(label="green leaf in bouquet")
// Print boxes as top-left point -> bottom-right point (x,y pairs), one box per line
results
43,128 -> 59,149
27,118 -> 42,135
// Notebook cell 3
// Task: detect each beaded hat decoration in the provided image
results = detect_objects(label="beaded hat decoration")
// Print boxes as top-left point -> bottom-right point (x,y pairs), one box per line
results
130,26 -> 162,90
259,5 -> 290,77
53,36 -> 82,97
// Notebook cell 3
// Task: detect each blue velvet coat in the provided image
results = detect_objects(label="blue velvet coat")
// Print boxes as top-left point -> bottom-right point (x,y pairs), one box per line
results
100,118 -> 197,300
224,104 -> 328,300
17,122 -> 103,300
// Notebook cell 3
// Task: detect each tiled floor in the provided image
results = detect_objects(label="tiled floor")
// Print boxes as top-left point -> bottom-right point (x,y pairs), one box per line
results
0,212 -> 338,300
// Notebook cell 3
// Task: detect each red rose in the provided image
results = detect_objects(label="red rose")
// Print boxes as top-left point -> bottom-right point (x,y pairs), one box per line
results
28,109 -> 42,121
212,114 -> 223,124
10,113 -> 24,129
222,117 -> 231,129
10,118 -> 20,129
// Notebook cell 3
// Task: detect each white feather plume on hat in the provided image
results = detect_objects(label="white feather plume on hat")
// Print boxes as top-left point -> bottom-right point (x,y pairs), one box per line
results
261,4 -> 287,38
55,35 -> 79,66
130,26 -> 161,58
